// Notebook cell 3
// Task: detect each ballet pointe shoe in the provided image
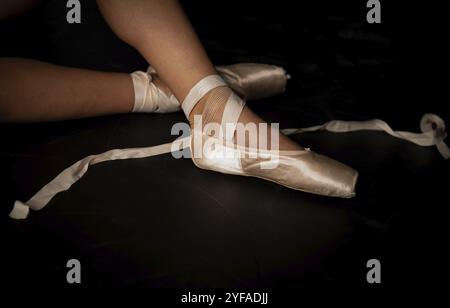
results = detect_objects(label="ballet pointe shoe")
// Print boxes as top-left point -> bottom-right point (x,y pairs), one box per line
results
182,75 -> 358,198
136,63 -> 289,114
215,63 -> 289,100
130,70 -> 180,113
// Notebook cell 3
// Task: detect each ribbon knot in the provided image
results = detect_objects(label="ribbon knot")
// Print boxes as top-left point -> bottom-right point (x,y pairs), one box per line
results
420,113 -> 449,159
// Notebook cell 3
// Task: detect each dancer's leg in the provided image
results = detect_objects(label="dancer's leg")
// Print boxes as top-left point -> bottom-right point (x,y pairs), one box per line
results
97,0 -> 300,150
0,58 -> 134,122
0,57 -> 285,122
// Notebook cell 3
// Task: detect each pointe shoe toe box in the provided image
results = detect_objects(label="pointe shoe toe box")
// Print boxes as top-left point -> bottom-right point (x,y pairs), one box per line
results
240,150 -> 358,198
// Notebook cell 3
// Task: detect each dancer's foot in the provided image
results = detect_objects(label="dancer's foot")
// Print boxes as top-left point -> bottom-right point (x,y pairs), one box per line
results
189,88 -> 301,151
150,72 -> 172,97
183,75 -> 358,198
131,63 -> 289,114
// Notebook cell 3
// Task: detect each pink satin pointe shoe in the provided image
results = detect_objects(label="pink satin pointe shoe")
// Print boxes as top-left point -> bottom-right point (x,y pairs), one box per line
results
131,63 -> 289,114
182,75 -> 358,198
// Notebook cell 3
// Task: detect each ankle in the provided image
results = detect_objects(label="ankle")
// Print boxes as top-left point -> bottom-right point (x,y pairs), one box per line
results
187,90 -> 213,125
150,73 -> 171,97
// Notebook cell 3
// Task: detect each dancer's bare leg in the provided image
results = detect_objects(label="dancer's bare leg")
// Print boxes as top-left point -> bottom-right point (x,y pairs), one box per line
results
97,0 -> 300,150
0,2 -> 121,122
0,58 -> 134,122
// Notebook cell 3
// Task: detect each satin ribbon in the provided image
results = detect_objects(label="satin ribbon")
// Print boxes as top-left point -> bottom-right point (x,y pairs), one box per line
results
9,113 -> 448,219
131,71 -> 180,113
282,113 -> 450,158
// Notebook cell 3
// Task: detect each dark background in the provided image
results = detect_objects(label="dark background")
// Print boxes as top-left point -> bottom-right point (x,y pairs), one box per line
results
0,0 -> 447,295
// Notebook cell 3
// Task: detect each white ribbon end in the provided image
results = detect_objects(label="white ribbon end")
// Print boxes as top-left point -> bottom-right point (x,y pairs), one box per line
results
9,200 -> 30,220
